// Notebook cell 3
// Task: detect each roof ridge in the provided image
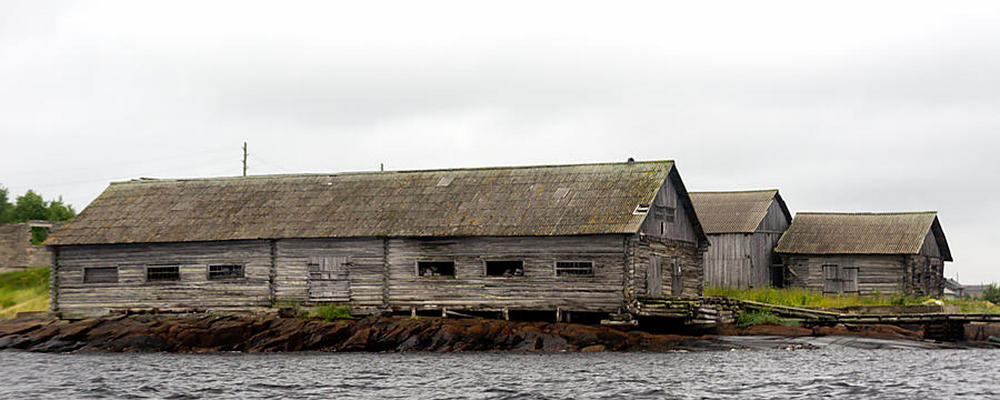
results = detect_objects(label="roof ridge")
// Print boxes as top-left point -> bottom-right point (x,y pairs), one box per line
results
689,189 -> 779,195
109,160 -> 675,185
796,211 -> 938,216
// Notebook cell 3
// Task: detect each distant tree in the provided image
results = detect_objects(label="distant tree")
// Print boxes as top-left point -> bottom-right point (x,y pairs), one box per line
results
45,197 -> 75,221
11,190 -> 48,222
982,284 -> 1000,305
0,186 -> 75,224
0,186 -> 11,223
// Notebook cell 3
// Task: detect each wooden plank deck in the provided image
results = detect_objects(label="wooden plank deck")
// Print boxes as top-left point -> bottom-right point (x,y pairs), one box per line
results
634,296 -> 1000,325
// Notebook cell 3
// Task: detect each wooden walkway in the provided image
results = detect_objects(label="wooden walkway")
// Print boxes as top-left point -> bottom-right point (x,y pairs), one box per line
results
634,296 -> 1000,326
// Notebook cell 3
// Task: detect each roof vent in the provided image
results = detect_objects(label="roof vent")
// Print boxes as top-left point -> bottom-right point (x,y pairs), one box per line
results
627,157 -> 635,165
633,204 -> 650,215
437,176 -> 454,187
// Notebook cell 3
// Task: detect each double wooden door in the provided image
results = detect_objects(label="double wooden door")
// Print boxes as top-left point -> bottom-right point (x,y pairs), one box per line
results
308,256 -> 351,302
648,257 -> 684,297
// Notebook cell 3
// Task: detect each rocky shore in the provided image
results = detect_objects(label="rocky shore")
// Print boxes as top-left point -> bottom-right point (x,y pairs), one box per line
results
0,314 -> 988,353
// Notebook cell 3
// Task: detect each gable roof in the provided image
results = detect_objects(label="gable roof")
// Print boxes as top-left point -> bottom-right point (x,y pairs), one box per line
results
689,190 -> 790,234
48,160 -> 697,246
774,212 -> 952,261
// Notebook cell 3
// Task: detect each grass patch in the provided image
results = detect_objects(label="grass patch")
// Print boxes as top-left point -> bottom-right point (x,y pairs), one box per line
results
736,310 -> 797,328
0,267 -> 50,319
706,287 -> 925,308
706,287 -> 1000,314
303,305 -> 353,321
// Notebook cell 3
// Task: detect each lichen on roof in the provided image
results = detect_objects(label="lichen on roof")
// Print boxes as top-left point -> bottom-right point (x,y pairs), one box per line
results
774,211 -> 952,261
48,160 -> 677,245
689,189 -> 784,234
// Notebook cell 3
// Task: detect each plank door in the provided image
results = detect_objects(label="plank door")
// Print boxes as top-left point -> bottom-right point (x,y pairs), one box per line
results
670,259 -> 683,297
841,266 -> 859,293
822,264 -> 841,294
308,256 -> 351,302
647,256 -> 662,297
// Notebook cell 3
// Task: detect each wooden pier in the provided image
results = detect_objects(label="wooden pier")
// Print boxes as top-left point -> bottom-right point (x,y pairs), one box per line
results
633,296 -> 1000,340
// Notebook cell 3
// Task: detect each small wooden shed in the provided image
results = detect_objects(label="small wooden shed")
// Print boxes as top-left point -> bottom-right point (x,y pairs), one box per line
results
689,190 -> 792,288
46,160 -> 709,317
774,212 -> 952,296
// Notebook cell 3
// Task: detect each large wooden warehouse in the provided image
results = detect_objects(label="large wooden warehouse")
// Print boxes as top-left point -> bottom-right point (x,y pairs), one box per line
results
689,190 -> 791,289
775,212 -> 951,296
46,160 -> 708,318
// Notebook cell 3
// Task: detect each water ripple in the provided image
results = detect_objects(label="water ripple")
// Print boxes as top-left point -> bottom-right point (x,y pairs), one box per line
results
0,349 -> 999,399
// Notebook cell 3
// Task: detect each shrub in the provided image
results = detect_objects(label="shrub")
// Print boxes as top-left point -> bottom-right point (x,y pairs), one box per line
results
736,310 -> 787,327
982,284 -> 1000,305
307,305 -> 353,321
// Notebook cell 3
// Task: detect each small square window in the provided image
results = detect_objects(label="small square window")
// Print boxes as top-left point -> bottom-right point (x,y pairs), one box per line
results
485,260 -> 524,277
147,266 -> 180,282
418,261 -> 455,277
84,267 -> 118,283
209,264 -> 244,280
556,261 -> 594,277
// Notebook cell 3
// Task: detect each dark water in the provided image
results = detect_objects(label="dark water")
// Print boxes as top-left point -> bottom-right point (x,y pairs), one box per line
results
1,347 -> 998,399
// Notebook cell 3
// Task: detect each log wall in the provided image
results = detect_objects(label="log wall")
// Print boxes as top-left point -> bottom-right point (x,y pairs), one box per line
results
385,236 -> 627,312
630,237 -> 704,298
783,254 -> 906,295
54,240 -> 272,317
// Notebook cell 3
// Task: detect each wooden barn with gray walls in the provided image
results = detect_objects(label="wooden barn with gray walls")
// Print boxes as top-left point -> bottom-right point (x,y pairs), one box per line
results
45,160 -> 708,318
689,190 -> 791,289
774,212 -> 951,296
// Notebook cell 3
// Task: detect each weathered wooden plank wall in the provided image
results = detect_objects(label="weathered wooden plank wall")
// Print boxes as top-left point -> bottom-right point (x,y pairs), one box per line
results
385,236 -> 627,312
55,240 -> 272,316
273,238 -> 385,307
703,200 -> 788,289
703,234 -> 752,288
639,175 -> 699,243
783,255 -> 906,295
631,237 -> 703,298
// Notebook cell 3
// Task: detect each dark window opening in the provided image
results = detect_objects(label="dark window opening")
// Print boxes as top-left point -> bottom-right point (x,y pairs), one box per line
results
418,261 -> 455,277
556,261 -> 594,277
653,205 -> 676,223
84,267 -> 118,283
485,260 -> 524,277
209,264 -> 244,280
147,266 -> 180,282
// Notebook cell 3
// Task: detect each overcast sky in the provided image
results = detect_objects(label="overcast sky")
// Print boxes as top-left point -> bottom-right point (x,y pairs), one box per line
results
2,1 -> 998,283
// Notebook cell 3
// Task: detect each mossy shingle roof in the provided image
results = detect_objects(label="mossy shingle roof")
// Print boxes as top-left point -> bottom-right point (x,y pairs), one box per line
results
48,161 -> 680,245
689,190 -> 789,234
775,212 -> 952,261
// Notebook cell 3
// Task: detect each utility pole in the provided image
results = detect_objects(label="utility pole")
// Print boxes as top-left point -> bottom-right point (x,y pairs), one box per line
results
242,142 -> 248,177
243,142 -> 247,176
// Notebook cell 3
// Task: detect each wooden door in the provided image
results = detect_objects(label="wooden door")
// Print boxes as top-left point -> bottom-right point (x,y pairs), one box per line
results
822,264 -> 840,294
841,266 -> 859,293
671,259 -> 683,296
647,256 -> 662,297
308,256 -> 351,302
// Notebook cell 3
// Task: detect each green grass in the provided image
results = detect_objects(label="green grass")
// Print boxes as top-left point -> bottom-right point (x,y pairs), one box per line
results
0,267 -> 50,319
303,305 -> 353,321
706,287 -> 1000,314
736,310 -> 798,328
